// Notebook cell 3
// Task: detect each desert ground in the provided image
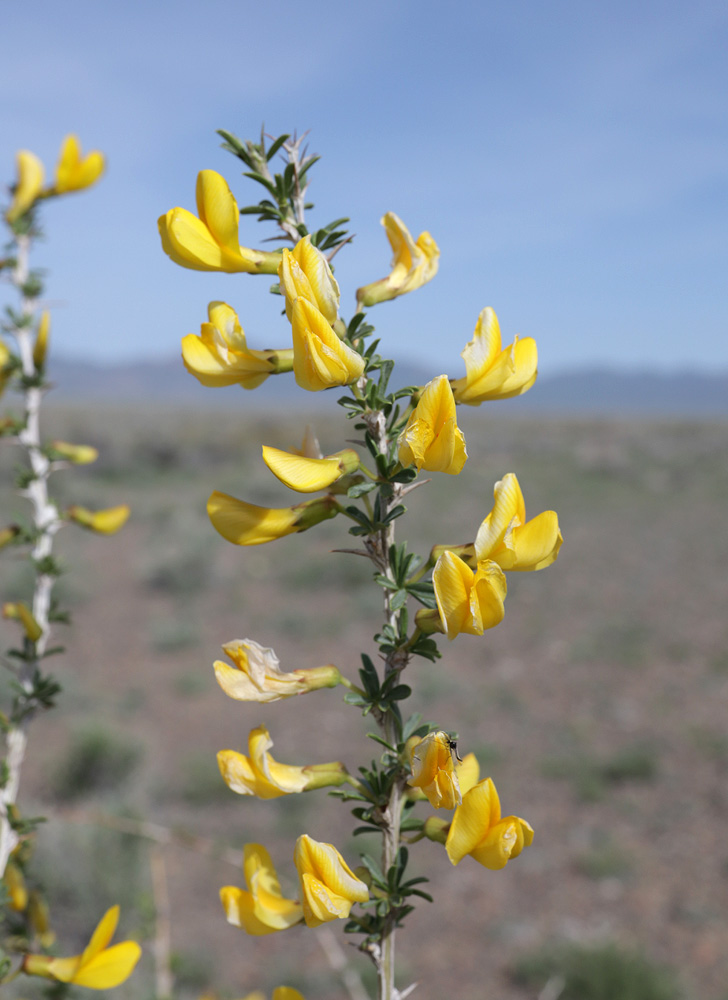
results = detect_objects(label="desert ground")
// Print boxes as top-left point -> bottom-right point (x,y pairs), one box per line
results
2,399 -> 727,1000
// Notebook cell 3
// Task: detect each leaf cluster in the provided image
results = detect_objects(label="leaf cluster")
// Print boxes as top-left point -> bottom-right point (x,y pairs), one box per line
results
218,126 -> 351,253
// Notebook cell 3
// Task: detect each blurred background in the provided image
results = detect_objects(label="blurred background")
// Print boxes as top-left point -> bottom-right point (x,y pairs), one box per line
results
1,2 -> 727,998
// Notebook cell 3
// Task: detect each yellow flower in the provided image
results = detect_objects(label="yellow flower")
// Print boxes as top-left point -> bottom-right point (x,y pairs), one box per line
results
158,170 -> 281,274
408,731 -> 461,809
67,504 -> 130,535
220,844 -> 303,936
4,859 -> 28,911
474,473 -> 562,571
279,235 -> 340,325
356,212 -> 439,307
33,311 -> 50,369
445,778 -> 533,869
182,302 -> 292,388
0,337 -> 12,396
51,441 -> 99,465
6,150 -> 44,222
398,375 -> 467,475
429,550 -> 507,639
53,135 -> 105,195
293,835 -> 369,927
23,905 -> 141,989
450,308 -> 537,405
262,440 -> 359,493
218,725 -> 348,799
214,638 -> 342,703
290,298 -> 365,392
208,491 -> 338,545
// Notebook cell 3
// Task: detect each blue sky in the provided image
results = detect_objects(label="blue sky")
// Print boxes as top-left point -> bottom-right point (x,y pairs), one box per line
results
1,0 -> 726,375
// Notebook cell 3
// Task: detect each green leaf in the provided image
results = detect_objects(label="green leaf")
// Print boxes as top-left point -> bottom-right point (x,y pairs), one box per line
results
347,481 -> 376,499
265,134 -> 290,161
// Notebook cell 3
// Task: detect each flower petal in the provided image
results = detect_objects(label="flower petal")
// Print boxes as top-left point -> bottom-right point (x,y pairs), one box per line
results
207,492 -> 299,545
445,778 -> 500,865
73,941 -> 141,989
262,446 -> 344,492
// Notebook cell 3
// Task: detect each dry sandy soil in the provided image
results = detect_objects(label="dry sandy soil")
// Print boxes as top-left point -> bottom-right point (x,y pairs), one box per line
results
2,401 -> 727,1000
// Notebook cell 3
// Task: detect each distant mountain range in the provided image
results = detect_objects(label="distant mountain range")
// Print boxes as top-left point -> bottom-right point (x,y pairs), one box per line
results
34,356 -> 728,417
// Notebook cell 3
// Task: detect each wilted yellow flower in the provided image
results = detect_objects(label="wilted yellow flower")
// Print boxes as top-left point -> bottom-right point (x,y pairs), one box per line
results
6,150 -> 44,222
67,504 -> 130,535
294,835 -> 369,927
159,170 -> 281,274
474,473 -> 563,571
398,375 -> 467,475
53,135 -> 105,195
279,235 -> 340,325
356,212 -> 439,307
3,601 -> 42,642
23,905 -> 141,989
214,638 -> 342,703
218,725 -> 348,799
33,311 -> 50,369
445,777 -> 533,869
208,491 -> 338,545
408,731 -> 461,809
290,297 -> 365,392
51,441 -> 99,465
182,302 -> 292,388
450,307 -> 537,405
262,442 -> 360,493
220,843 -> 303,935
428,550 -> 507,639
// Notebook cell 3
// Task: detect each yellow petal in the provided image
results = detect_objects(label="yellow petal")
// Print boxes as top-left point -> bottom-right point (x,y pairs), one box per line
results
445,778 -> 501,865
432,551 -> 474,639
80,905 -> 119,963
33,311 -> 50,368
51,441 -> 98,465
160,207 -> 230,271
474,474 -> 524,561
455,752 -> 480,796
262,446 -> 344,492
217,750 -> 263,796
207,492 -> 299,545
356,213 -> 439,306
291,299 -> 364,392
470,561 -> 507,632
73,941 -> 141,989
408,732 -> 461,809
451,307 -> 538,405
495,510 -> 563,572
196,170 -> 242,257
291,235 -> 340,324
248,725 -> 309,794
89,505 -> 130,535
294,835 -> 368,927
470,818 -> 524,870
398,376 -> 467,474
214,639 -> 306,702
7,150 -> 45,222
273,989 -> 306,1000
461,307 -> 502,381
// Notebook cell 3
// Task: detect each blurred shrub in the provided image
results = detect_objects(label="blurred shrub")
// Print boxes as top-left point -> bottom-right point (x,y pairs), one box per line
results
52,726 -> 142,801
511,942 -> 681,1000
542,742 -> 659,802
